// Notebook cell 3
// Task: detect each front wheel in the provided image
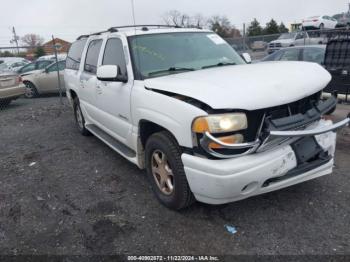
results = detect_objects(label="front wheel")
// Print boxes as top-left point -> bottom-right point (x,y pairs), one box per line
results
24,82 -> 38,98
145,131 -> 195,210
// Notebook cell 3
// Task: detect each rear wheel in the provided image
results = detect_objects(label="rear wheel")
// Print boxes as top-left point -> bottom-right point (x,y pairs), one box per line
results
145,131 -> 195,210
319,23 -> 325,30
24,82 -> 38,98
73,97 -> 90,136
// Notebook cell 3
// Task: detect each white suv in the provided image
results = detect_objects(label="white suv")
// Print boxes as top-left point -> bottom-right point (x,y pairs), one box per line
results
65,25 -> 349,210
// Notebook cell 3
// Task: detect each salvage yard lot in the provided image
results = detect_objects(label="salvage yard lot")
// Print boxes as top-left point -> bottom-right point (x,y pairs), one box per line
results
0,97 -> 349,255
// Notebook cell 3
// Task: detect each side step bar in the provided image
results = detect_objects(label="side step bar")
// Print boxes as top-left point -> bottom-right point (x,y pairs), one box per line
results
85,124 -> 136,158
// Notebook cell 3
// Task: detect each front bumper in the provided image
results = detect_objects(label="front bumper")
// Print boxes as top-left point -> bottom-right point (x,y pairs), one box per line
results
0,84 -> 26,100
182,119 -> 340,205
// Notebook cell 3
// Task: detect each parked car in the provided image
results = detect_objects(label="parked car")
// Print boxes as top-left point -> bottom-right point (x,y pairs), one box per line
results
17,60 -> 55,76
323,35 -> 350,98
0,71 -> 25,107
0,57 -> 28,64
262,45 -> 326,65
65,25 -> 349,210
268,32 -> 327,54
302,16 -> 338,30
22,60 -> 66,98
0,60 -> 30,73
36,53 -> 67,61
250,41 -> 267,51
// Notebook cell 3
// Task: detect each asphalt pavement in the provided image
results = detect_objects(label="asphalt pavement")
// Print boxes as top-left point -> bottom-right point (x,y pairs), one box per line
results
0,97 -> 349,256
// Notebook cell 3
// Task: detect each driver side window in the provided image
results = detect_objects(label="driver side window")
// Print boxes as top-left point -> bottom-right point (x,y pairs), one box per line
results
102,38 -> 127,76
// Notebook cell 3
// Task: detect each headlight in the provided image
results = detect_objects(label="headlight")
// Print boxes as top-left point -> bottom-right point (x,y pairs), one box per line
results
192,113 -> 248,134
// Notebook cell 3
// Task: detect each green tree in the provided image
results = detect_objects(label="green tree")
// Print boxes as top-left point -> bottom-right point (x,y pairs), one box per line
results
34,47 -> 46,58
278,22 -> 289,33
263,19 -> 280,35
208,15 -> 233,37
247,18 -> 263,36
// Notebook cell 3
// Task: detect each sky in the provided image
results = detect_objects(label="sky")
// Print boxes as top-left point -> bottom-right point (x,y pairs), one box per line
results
0,0 -> 349,46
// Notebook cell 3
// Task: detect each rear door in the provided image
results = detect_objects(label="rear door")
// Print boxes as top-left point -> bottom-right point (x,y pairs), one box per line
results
95,36 -> 133,143
79,38 -> 103,122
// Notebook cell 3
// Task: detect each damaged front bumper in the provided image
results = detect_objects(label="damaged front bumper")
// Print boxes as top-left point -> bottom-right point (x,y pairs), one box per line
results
182,119 -> 339,204
184,96 -> 349,205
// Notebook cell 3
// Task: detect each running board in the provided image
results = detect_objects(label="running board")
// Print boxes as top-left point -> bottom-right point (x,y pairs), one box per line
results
85,124 -> 136,158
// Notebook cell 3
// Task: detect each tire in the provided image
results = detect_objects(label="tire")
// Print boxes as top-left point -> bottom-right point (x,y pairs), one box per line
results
325,105 -> 336,115
0,99 -> 11,108
319,23 -> 325,30
24,82 -> 38,98
145,131 -> 195,210
73,97 -> 90,136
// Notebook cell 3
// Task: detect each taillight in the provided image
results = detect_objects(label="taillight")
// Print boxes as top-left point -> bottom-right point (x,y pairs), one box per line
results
313,19 -> 318,22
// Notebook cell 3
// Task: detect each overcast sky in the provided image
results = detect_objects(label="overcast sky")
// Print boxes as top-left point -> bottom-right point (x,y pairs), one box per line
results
0,0 -> 349,46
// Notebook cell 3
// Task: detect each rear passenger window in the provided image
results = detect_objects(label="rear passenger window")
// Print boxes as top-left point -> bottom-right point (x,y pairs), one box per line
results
84,39 -> 103,74
102,38 -> 127,76
66,39 -> 87,70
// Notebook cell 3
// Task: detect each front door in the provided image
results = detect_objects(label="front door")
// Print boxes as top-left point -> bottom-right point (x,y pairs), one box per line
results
95,37 -> 133,144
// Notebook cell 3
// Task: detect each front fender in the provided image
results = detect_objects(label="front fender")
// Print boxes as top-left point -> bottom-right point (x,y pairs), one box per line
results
131,85 -> 207,148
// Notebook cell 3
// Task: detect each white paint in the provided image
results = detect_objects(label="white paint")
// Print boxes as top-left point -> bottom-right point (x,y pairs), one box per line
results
145,61 -> 331,110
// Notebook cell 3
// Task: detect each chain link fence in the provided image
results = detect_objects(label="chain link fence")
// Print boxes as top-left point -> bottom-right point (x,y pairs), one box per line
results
0,44 -> 66,110
224,28 -> 350,61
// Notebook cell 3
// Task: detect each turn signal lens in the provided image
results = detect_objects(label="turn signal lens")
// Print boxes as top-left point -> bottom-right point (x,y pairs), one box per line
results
192,113 -> 248,134
209,134 -> 244,149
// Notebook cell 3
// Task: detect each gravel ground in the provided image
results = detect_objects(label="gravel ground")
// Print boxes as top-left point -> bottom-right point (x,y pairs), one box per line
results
0,97 -> 349,256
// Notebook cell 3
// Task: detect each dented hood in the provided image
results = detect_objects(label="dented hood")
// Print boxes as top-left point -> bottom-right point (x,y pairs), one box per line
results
144,61 -> 331,110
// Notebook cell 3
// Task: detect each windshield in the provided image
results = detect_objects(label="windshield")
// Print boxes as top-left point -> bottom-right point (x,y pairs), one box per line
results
278,33 -> 297,40
129,32 -> 245,79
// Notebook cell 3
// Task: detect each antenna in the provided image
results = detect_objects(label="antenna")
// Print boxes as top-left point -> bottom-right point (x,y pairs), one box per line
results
131,0 -> 137,27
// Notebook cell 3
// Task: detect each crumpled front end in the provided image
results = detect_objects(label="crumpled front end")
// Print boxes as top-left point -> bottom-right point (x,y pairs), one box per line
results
183,94 -> 349,204
182,119 -> 338,204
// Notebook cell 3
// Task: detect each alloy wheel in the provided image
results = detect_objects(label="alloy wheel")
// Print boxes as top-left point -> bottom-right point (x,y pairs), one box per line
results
151,150 -> 174,195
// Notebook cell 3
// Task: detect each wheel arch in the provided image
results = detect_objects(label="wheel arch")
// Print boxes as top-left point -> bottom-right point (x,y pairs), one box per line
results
139,119 -> 180,148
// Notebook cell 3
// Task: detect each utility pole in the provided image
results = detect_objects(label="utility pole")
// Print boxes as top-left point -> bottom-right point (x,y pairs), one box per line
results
52,35 -> 63,105
243,23 -> 246,52
11,27 -> 20,55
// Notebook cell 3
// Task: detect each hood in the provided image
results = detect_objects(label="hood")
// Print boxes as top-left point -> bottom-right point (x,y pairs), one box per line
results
144,62 -> 331,111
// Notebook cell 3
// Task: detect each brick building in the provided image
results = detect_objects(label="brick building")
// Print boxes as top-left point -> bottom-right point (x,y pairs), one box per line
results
42,38 -> 71,55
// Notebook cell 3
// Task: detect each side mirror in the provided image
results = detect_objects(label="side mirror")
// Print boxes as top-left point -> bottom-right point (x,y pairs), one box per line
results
97,65 -> 128,83
45,68 -> 49,73
242,53 -> 252,64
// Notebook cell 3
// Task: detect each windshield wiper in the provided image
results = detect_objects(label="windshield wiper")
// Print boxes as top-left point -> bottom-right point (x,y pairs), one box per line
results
148,67 -> 195,76
202,62 -> 236,69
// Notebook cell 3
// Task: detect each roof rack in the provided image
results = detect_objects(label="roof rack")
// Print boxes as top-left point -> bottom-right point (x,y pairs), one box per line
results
76,24 -> 182,40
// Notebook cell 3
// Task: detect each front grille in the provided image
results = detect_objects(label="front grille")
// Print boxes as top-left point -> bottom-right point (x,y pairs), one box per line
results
194,92 -> 322,159
269,43 -> 282,48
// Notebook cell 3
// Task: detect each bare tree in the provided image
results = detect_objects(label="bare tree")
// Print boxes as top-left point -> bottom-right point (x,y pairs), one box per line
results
192,14 -> 206,28
162,10 -> 191,27
21,34 -> 44,47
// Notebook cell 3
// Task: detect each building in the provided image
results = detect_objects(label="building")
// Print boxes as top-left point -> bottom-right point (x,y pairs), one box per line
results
42,38 -> 71,55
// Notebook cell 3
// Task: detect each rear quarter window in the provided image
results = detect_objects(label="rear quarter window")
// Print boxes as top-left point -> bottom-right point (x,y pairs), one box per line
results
66,39 -> 87,70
